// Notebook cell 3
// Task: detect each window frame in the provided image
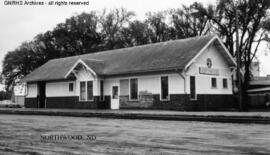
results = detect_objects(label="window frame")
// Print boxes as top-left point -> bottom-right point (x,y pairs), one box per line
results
129,78 -> 138,101
211,77 -> 217,88
79,81 -> 86,101
69,83 -> 74,92
112,86 -> 119,99
160,76 -> 170,101
190,76 -> 197,100
223,78 -> 228,89
79,80 -> 94,102
87,81 -> 94,101
100,80 -> 104,101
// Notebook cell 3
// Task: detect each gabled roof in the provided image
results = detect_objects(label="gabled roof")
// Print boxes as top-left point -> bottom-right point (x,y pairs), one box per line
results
64,59 -> 105,78
23,35 -> 236,82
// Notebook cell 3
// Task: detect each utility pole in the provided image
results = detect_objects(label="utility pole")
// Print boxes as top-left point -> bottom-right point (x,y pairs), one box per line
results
235,5 -> 243,111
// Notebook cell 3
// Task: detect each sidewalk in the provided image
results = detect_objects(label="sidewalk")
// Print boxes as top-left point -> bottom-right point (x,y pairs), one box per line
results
0,108 -> 270,124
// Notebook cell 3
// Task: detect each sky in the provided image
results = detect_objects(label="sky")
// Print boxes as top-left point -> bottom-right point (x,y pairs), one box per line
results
0,0 -> 269,76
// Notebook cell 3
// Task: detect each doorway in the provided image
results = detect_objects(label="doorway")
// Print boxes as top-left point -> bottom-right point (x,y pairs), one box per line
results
111,86 -> 119,109
37,82 -> 46,108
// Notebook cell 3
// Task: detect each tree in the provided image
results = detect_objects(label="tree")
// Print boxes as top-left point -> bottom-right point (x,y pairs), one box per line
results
194,0 -> 270,110
145,11 -> 172,42
122,20 -> 152,46
2,42 -> 39,90
2,12 -> 103,89
169,3 -> 211,39
99,8 -> 135,49
52,12 -> 102,56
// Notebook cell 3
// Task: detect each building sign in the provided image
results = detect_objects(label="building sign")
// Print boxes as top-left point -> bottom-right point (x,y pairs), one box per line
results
199,67 -> 219,75
199,58 -> 219,75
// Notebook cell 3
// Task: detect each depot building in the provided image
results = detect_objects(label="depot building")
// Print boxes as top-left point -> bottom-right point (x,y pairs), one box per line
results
23,35 -> 237,110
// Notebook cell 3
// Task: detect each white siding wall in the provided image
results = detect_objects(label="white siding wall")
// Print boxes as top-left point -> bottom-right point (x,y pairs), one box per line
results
185,45 -> 233,94
169,74 -> 185,94
26,83 -> 37,97
46,81 -> 76,97
43,67 -> 98,97
104,73 -> 184,96
26,73 -> 185,98
96,79 -> 102,96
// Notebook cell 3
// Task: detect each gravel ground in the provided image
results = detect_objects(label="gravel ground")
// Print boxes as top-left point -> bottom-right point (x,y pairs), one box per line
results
0,114 -> 269,155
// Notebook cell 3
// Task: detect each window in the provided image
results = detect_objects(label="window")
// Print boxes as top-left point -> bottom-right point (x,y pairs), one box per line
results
87,81 -> 93,100
211,78 -> 217,88
100,80 -> 104,101
161,76 -> 169,100
80,81 -> 93,101
120,79 -> 129,96
112,86 -> 119,99
80,82 -> 86,101
190,76 -> 196,100
130,78 -> 138,100
69,83 -> 74,92
223,78 -> 228,89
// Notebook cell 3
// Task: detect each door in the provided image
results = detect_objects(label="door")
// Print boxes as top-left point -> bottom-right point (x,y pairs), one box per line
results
190,76 -> 196,100
111,86 -> 119,109
37,82 -> 46,108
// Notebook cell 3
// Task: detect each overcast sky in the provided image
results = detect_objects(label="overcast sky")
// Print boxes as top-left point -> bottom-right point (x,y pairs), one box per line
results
0,0 -> 269,76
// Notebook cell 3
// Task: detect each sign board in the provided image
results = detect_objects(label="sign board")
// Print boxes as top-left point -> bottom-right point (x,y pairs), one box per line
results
199,67 -> 219,75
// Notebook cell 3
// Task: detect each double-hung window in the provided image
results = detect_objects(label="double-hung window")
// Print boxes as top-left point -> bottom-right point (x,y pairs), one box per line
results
87,81 -> 93,100
69,83 -> 74,92
223,78 -> 228,89
80,82 -> 86,101
130,78 -> 138,100
100,80 -> 104,101
161,76 -> 169,100
211,78 -> 217,88
80,81 -> 93,101
190,76 -> 196,100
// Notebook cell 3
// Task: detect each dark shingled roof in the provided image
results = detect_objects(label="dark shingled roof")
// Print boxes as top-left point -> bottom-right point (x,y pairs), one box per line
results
23,35 -> 234,82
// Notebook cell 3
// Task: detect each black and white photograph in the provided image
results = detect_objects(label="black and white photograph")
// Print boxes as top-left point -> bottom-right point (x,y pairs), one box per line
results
0,0 -> 270,154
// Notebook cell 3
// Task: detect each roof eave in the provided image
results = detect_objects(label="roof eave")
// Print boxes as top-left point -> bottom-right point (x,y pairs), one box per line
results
24,77 -> 75,83
103,67 -> 183,77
